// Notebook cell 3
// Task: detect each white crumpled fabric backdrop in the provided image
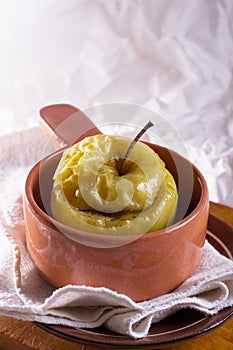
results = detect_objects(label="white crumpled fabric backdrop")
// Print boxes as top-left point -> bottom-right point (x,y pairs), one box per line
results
0,0 -> 232,206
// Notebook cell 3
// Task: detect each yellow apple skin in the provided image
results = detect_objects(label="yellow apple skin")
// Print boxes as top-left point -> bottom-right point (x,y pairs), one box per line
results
50,135 -> 178,235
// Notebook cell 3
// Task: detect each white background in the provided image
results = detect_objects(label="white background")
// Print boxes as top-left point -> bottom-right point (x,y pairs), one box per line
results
0,0 -> 232,206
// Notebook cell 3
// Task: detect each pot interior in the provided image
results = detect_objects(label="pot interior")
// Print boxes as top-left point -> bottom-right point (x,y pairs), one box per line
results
33,142 -> 203,228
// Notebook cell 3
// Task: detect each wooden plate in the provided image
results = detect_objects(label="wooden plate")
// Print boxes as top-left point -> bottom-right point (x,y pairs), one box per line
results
35,214 -> 233,348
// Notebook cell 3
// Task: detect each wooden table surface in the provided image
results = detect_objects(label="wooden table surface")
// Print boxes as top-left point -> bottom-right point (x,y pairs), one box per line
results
0,202 -> 232,350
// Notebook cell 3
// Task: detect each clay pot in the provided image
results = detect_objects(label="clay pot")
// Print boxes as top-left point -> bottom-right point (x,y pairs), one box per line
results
23,104 -> 209,302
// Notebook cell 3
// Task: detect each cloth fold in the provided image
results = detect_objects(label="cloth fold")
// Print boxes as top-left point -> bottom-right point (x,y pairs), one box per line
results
0,128 -> 233,339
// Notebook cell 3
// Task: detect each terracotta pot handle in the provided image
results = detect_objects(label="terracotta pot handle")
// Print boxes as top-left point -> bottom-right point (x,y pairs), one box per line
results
39,103 -> 101,147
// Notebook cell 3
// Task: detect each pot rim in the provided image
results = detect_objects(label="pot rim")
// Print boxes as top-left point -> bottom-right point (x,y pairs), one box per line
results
24,142 -> 209,244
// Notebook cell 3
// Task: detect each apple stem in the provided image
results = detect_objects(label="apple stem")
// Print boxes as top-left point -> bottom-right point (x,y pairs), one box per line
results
118,121 -> 154,175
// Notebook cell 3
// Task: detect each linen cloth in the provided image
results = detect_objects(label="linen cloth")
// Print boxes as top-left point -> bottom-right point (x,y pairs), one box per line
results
0,128 -> 233,339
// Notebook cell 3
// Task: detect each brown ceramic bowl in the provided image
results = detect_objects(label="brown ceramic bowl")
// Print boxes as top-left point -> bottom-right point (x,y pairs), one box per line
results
24,140 -> 209,302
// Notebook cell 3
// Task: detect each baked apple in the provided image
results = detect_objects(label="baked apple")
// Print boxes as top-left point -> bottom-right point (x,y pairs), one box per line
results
50,134 -> 178,235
